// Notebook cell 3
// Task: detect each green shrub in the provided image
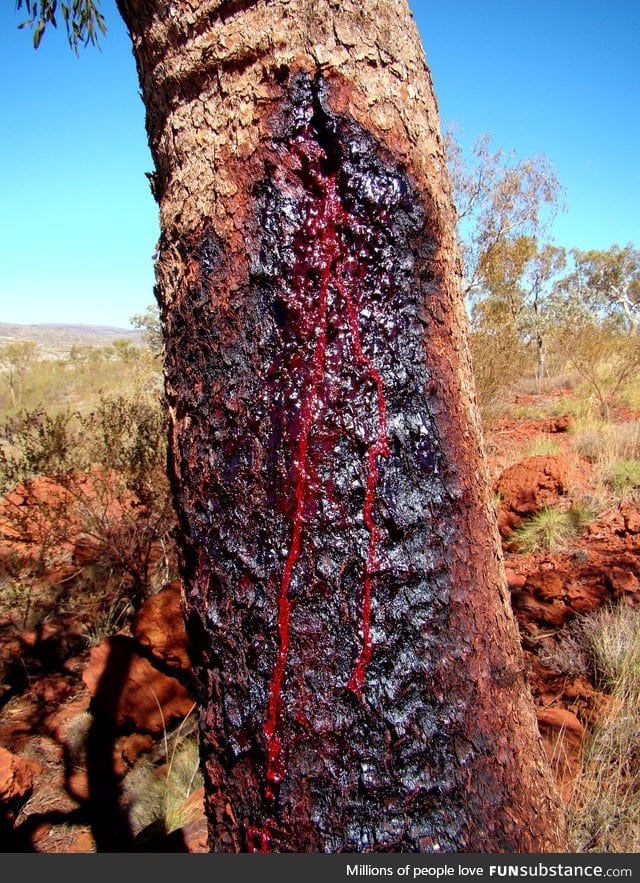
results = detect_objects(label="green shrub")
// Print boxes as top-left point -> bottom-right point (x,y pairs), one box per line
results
0,394 -> 177,606
0,409 -> 81,492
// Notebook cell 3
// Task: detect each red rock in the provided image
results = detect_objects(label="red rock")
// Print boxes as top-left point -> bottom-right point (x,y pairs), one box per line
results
82,636 -> 194,733
67,768 -> 91,802
511,569 -> 573,628
494,455 -> 569,536
175,786 -> 208,853
179,816 -> 209,853
0,747 -> 41,812
113,733 -> 154,777
537,707 -> 585,738
562,676 -> 599,702
511,592 -> 570,628
525,569 -> 565,602
19,614 -> 88,663
65,828 -> 96,853
504,567 -> 526,590
548,416 -> 572,433
536,706 -> 586,802
564,580 -> 608,614
131,580 -> 191,673
606,567 -> 639,599
44,693 -> 92,744
72,536 -> 103,566
621,503 -> 640,535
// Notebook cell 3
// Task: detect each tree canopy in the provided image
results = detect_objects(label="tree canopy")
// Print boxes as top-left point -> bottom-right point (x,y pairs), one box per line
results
444,130 -> 564,300
14,0 -> 106,51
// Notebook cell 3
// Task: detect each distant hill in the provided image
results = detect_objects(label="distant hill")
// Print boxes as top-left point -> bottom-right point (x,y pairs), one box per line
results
0,322 -> 144,360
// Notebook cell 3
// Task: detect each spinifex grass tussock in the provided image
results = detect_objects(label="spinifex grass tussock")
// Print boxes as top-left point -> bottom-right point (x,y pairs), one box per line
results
567,603 -> 640,852
570,421 -> 640,504
523,437 -> 560,458
605,459 -> 640,498
512,504 -> 594,554
511,397 -> 591,422
124,707 -> 203,840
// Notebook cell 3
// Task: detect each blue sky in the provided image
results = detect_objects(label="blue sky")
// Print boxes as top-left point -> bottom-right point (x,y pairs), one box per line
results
1,0 -> 639,329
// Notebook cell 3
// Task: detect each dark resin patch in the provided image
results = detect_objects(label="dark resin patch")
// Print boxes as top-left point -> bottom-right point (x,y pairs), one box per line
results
246,76 -> 452,849
165,73 -> 467,852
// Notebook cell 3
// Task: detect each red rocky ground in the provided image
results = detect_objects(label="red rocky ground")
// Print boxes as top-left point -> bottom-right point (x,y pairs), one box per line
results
1,389 -> 638,849
485,392 -> 640,801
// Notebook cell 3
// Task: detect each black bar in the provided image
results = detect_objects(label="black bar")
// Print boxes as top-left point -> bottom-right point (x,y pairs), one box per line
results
2,853 -> 639,883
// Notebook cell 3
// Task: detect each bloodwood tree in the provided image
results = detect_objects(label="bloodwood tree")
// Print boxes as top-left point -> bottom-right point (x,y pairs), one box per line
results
17,0 -> 569,853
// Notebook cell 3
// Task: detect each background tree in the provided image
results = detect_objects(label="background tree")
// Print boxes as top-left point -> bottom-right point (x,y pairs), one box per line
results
557,244 -> 640,334
444,130 -> 563,300
474,235 -> 566,382
444,131 -> 565,411
0,340 -> 39,407
110,338 -> 137,363
551,243 -> 640,417
131,303 -> 163,355
12,0 -> 567,853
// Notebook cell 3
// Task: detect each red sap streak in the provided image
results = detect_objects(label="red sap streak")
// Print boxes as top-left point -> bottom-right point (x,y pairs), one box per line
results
246,822 -> 273,853
263,165 -> 341,804
256,127 -> 391,849
337,269 -> 390,698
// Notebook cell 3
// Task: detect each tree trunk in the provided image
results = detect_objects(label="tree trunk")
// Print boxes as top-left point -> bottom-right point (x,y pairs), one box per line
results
536,333 -> 546,383
116,0 -> 567,853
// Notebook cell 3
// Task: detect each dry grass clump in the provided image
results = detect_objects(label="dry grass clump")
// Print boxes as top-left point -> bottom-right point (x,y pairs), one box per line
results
516,373 -> 580,396
570,421 -> 640,504
537,623 -> 592,680
523,437 -> 560,458
571,420 -> 640,465
123,712 -> 203,840
567,603 -> 640,852
83,598 -> 133,647
511,504 -> 593,554
605,459 -> 640,498
511,397 -> 590,422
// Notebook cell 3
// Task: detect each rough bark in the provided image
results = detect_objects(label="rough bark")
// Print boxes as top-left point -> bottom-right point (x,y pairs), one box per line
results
116,0 -> 568,853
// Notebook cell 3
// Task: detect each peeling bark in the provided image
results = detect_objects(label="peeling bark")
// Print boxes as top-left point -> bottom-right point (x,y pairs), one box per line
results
116,0 -> 568,853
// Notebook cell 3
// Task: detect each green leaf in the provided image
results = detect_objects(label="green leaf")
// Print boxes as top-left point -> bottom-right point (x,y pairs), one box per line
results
33,18 -> 45,47
15,0 -> 107,52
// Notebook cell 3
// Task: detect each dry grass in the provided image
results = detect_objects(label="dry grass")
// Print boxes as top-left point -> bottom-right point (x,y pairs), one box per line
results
83,598 -> 133,647
566,603 -> 640,852
570,421 -> 640,505
605,459 -> 640,498
537,624 -> 592,680
511,504 -> 594,554
523,437 -> 560,458
123,708 -> 203,839
516,372 -> 581,395
511,397 -> 591,422
571,421 -> 640,464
